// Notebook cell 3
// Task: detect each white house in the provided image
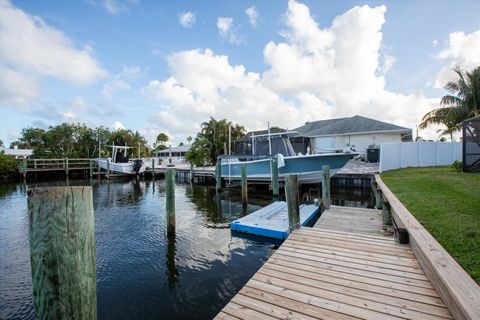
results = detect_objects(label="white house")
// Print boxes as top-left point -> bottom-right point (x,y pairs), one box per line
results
293,115 -> 412,155
154,144 -> 190,165
1,146 -> 33,159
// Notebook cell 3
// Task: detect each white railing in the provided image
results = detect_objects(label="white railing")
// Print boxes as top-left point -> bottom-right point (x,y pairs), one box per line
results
379,141 -> 462,172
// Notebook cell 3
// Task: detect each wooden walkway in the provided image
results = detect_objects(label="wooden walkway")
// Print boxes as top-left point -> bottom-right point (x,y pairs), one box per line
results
216,207 -> 452,320
313,205 -> 390,237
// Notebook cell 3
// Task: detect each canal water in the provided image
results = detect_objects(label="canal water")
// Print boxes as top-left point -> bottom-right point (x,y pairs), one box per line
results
0,178 -> 373,320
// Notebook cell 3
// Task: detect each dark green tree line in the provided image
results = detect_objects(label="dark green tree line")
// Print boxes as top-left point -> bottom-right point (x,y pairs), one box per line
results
186,117 -> 245,166
10,123 -> 152,158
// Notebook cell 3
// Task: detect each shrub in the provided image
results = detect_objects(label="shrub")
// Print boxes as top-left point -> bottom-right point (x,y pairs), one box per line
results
451,160 -> 463,172
0,152 -> 19,181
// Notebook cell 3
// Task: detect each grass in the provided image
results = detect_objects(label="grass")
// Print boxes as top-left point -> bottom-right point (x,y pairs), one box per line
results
381,166 -> 480,283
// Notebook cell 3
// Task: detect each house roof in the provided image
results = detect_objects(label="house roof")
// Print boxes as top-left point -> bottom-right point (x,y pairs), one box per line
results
293,115 -> 411,137
1,147 -> 34,156
156,144 -> 190,153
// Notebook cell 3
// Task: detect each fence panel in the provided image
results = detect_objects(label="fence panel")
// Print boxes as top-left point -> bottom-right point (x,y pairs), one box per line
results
380,142 -> 461,172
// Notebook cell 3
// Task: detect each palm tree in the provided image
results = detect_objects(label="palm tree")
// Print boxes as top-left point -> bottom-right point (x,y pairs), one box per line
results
420,66 -> 480,138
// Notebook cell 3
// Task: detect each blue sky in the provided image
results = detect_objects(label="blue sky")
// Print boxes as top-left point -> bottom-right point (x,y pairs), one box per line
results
1,0 -> 479,145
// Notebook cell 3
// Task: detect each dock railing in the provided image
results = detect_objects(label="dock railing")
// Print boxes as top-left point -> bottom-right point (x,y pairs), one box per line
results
375,174 -> 480,320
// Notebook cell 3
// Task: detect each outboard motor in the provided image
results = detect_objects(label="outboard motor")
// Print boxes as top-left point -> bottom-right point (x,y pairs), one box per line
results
133,159 -> 143,175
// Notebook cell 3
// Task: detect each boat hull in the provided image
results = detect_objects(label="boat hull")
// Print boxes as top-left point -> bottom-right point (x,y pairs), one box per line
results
221,153 -> 353,183
97,159 -> 146,175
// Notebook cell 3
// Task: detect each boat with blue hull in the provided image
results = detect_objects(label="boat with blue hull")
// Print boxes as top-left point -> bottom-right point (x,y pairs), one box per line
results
221,153 -> 353,183
221,125 -> 354,183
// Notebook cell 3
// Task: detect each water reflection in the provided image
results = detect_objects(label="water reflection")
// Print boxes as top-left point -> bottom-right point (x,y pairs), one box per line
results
1,177 -> 372,319
0,178 -> 276,320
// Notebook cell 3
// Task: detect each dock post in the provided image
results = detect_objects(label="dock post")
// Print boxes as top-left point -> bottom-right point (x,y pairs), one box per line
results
382,198 -> 392,225
89,160 -> 93,178
22,159 -> 27,180
285,174 -> 300,232
321,165 -> 331,209
151,158 -> 155,178
28,187 -> 97,319
371,179 -> 383,209
166,169 -> 175,237
65,157 -> 69,178
106,159 -> 110,179
241,164 -> 248,207
189,162 -> 194,182
216,157 -> 222,190
271,156 -> 279,199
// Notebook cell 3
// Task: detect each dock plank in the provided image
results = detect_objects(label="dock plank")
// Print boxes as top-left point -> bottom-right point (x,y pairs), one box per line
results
215,206 -> 453,320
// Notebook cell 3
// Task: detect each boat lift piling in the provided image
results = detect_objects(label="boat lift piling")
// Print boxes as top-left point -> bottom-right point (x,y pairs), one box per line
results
321,165 -> 331,209
271,155 -> 279,199
241,164 -> 248,207
285,174 -> 300,232
215,157 -> 222,190
166,169 -> 175,237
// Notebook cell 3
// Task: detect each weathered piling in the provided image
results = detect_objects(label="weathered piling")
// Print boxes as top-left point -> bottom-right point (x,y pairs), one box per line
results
65,157 -> 69,177
271,156 -> 279,198
371,179 -> 383,209
241,164 -> 248,207
216,157 -> 222,190
285,174 -> 300,232
151,158 -> 155,178
321,165 -> 331,209
166,169 -> 175,237
106,159 -> 110,179
89,160 -> 93,178
190,162 -> 194,182
382,198 -> 392,225
28,187 -> 97,320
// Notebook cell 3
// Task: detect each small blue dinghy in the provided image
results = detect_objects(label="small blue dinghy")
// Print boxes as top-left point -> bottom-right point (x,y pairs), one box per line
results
230,201 -> 321,240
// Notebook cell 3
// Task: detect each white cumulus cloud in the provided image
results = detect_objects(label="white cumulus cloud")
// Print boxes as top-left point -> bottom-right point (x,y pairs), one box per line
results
0,0 -> 107,86
217,17 -> 243,44
245,6 -> 259,27
434,30 -> 480,88
179,12 -> 196,28
142,0 -> 448,142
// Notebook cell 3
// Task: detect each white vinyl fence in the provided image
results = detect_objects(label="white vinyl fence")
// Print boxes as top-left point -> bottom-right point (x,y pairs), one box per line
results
379,141 -> 462,172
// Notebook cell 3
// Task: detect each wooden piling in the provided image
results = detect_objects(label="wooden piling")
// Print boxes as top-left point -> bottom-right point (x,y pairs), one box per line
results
151,158 -> 155,178
65,157 -> 69,177
241,164 -> 248,207
216,157 -> 222,190
285,174 -> 300,232
166,169 -> 175,237
89,160 -> 93,178
271,156 -> 279,198
371,179 -> 383,209
189,162 -> 194,182
106,159 -> 110,179
28,187 -> 97,320
321,165 -> 331,209
382,198 -> 392,225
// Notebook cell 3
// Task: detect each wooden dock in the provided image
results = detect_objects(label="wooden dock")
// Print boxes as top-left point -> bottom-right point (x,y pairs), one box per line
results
215,206 -> 454,320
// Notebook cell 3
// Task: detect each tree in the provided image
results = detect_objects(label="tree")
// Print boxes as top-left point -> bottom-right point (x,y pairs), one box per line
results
154,133 -> 169,150
420,66 -> 480,138
0,151 -> 18,181
185,117 -> 245,165
0,140 -> 3,148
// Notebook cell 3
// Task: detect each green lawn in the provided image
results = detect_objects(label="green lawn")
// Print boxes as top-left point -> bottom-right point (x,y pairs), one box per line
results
381,166 -> 480,283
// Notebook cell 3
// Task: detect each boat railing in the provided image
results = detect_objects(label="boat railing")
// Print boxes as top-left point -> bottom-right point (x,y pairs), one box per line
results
219,155 -> 270,164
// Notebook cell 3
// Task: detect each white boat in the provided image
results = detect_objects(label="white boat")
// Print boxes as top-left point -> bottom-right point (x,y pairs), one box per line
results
97,145 -> 146,175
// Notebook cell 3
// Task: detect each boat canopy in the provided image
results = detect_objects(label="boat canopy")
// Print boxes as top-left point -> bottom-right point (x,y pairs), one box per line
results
253,135 -> 296,157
